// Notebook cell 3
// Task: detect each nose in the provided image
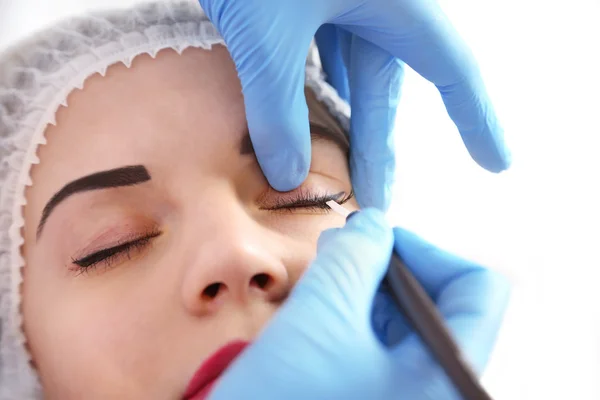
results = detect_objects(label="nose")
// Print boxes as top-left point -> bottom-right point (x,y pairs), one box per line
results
181,218 -> 290,316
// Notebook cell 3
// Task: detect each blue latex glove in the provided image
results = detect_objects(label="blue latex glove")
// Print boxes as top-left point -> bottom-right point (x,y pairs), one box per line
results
209,209 -> 510,399
199,0 -> 512,210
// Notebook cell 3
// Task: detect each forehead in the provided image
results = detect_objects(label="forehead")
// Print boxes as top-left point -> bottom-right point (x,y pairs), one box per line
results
35,46 -> 247,179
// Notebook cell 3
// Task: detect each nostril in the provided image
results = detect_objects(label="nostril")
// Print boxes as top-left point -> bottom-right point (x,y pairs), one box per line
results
202,282 -> 223,299
251,273 -> 272,290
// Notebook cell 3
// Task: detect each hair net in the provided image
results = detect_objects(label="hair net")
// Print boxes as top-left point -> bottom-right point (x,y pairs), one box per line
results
0,1 -> 350,398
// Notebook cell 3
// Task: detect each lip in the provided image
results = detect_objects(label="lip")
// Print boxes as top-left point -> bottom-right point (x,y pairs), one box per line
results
183,340 -> 250,400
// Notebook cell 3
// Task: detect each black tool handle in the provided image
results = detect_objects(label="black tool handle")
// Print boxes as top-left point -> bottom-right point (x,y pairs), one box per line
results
384,251 -> 493,400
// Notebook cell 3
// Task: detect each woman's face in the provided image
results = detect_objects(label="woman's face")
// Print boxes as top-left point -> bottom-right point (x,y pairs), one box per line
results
20,46 -> 356,399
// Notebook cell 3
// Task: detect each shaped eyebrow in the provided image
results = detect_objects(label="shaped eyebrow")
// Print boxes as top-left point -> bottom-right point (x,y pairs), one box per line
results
37,165 -> 151,239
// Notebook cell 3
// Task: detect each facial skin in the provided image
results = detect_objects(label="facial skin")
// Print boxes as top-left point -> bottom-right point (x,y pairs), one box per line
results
19,45 -> 357,399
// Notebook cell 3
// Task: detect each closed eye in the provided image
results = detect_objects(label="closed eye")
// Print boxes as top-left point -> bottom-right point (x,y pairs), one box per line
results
260,190 -> 354,212
71,231 -> 161,274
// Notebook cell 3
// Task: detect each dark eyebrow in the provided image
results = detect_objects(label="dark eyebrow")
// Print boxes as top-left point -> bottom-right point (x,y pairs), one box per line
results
239,122 -> 349,156
37,165 -> 151,239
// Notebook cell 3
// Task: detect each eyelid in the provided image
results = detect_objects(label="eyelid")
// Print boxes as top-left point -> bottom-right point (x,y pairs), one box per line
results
72,220 -> 159,257
258,187 -> 353,212
70,225 -> 161,273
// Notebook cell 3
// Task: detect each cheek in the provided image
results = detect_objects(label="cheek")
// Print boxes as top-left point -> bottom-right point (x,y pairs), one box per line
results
22,261 -> 172,395
269,213 -> 347,246
278,219 -> 343,284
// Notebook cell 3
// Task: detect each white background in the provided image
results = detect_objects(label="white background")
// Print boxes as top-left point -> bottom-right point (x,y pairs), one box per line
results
1,0 -> 599,399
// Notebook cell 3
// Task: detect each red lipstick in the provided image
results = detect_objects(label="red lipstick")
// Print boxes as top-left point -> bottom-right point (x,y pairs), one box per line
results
183,340 -> 250,400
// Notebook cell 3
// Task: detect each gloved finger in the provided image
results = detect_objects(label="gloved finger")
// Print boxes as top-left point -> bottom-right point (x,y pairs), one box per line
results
348,36 -> 403,210
200,0 -> 315,192
393,227 -> 494,298
391,228 -> 510,377
343,5 -> 511,172
295,208 -> 394,318
371,284 -> 412,346
391,268 -> 510,395
314,24 -> 351,102
394,227 -> 494,300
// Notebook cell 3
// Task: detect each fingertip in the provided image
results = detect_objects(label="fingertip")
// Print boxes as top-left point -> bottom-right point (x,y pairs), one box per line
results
246,81 -> 312,192
439,79 -> 512,173
260,147 -> 310,192
485,141 -> 512,173
468,116 -> 512,173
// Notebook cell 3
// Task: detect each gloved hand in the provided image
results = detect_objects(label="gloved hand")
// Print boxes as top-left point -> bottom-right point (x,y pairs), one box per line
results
199,0 -> 512,210
209,209 -> 511,400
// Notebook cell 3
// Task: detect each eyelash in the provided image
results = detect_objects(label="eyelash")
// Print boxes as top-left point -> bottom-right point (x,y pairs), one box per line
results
259,189 -> 354,212
71,190 -> 354,273
71,231 -> 161,273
